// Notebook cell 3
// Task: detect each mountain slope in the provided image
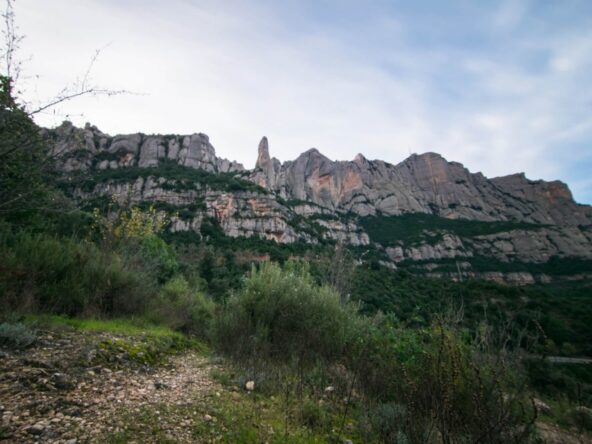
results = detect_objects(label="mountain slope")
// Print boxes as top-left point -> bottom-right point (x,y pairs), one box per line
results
49,122 -> 592,283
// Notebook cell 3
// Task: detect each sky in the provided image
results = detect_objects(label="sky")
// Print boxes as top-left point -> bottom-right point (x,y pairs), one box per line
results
11,0 -> 592,203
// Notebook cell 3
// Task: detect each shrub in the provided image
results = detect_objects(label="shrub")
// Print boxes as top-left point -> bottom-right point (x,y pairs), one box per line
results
138,235 -> 178,283
357,321 -> 537,443
0,228 -> 156,317
299,399 -> 326,429
0,322 -> 36,349
357,402 -> 408,444
211,261 -> 362,371
149,275 -> 214,337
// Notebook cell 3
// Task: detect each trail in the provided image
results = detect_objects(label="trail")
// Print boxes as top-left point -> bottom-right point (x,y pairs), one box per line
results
0,329 -> 222,443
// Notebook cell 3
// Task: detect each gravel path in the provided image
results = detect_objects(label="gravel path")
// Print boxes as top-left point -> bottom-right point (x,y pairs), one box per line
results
0,329 -> 221,443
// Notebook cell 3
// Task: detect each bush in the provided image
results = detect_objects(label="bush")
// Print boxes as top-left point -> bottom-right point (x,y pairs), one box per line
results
299,399 -> 326,429
138,235 -> 178,283
211,261 -> 362,371
149,275 -> 214,337
0,322 -> 36,349
355,320 -> 537,444
357,402 -> 408,443
0,228 -> 156,316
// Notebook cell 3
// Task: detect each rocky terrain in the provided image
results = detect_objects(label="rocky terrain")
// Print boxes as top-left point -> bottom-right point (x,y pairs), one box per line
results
0,326 -> 225,443
48,122 -> 592,283
1,323 -> 589,444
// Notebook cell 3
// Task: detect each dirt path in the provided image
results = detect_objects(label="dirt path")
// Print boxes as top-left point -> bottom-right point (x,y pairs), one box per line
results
0,328 -> 222,443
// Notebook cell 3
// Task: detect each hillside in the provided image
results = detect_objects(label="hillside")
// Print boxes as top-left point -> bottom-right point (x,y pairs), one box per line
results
50,121 -> 592,284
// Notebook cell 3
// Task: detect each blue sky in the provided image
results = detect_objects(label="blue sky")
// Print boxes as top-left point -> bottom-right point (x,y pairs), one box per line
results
14,0 -> 592,203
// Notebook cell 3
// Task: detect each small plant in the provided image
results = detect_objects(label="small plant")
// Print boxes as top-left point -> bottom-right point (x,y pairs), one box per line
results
210,368 -> 235,387
149,275 -> 214,336
0,322 -> 36,349
300,399 -> 326,429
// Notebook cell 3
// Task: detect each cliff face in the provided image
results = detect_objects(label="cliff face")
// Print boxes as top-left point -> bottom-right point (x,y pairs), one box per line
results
52,121 -> 244,174
252,140 -> 591,226
51,122 -> 592,283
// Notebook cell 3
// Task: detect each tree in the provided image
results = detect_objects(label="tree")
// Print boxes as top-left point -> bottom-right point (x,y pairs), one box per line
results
0,0 -> 129,222
0,73 -> 56,218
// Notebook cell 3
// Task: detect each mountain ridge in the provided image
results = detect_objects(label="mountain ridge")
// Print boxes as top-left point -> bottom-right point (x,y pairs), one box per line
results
49,121 -> 592,284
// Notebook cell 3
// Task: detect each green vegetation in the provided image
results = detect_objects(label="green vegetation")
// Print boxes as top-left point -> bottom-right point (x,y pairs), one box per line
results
63,160 -> 267,194
1,64 -> 591,442
23,315 -> 208,367
192,393 -> 352,443
24,314 -> 184,338
397,255 -> 592,276
0,75 -> 72,225
0,321 -> 36,349
212,262 -> 362,369
351,266 -> 592,356
359,212 -> 544,246
212,263 -> 538,443
149,274 -> 214,336
0,227 -> 155,316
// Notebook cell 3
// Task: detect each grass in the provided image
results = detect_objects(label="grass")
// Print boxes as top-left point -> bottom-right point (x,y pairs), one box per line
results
98,389 -> 363,444
23,314 -> 210,366
193,395 -> 338,443
24,314 -> 181,338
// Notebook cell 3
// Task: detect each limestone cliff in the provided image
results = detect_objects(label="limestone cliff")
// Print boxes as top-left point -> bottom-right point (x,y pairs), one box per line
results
50,122 -> 592,284
251,144 -> 591,227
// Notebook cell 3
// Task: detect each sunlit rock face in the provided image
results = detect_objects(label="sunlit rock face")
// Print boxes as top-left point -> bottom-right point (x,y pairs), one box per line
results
252,143 -> 591,227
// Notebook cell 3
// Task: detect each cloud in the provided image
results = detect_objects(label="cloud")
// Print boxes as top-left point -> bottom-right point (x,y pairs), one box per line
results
12,0 -> 592,203
493,0 -> 530,31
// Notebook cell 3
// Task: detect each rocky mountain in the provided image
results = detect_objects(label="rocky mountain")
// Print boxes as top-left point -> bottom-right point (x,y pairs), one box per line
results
252,136 -> 590,226
50,122 -> 592,284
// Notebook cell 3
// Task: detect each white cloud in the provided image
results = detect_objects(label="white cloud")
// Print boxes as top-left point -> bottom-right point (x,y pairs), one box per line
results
10,0 -> 592,203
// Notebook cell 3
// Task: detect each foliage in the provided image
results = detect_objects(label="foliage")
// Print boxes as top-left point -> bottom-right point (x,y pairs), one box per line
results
398,326 -> 535,443
0,321 -> 35,349
211,261 -> 539,443
359,212 -> 544,246
149,275 -> 214,337
350,265 -> 592,356
212,261 -> 362,371
0,227 -> 156,316
138,235 -> 178,282
66,160 -> 267,194
525,358 -> 592,406
91,199 -> 168,245
0,75 -> 65,220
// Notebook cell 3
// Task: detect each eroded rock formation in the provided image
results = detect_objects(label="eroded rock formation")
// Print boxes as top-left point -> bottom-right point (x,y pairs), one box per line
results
50,122 -> 592,283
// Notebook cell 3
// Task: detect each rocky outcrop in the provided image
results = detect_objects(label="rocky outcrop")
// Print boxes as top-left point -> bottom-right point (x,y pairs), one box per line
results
252,136 -> 282,189
468,227 -> 592,263
73,171 -> 373,247
385,233 -> 470,262
250,141 -> 592,227
425,270 -> 539,285
51,121 -> 244,174
314,219 -> 370,246
204,191 -> 315,244
50,122 -> 592,282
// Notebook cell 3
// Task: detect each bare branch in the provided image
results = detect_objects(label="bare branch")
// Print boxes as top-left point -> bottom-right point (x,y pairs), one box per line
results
0,0 -> 23,81
28,86 -> 129,116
